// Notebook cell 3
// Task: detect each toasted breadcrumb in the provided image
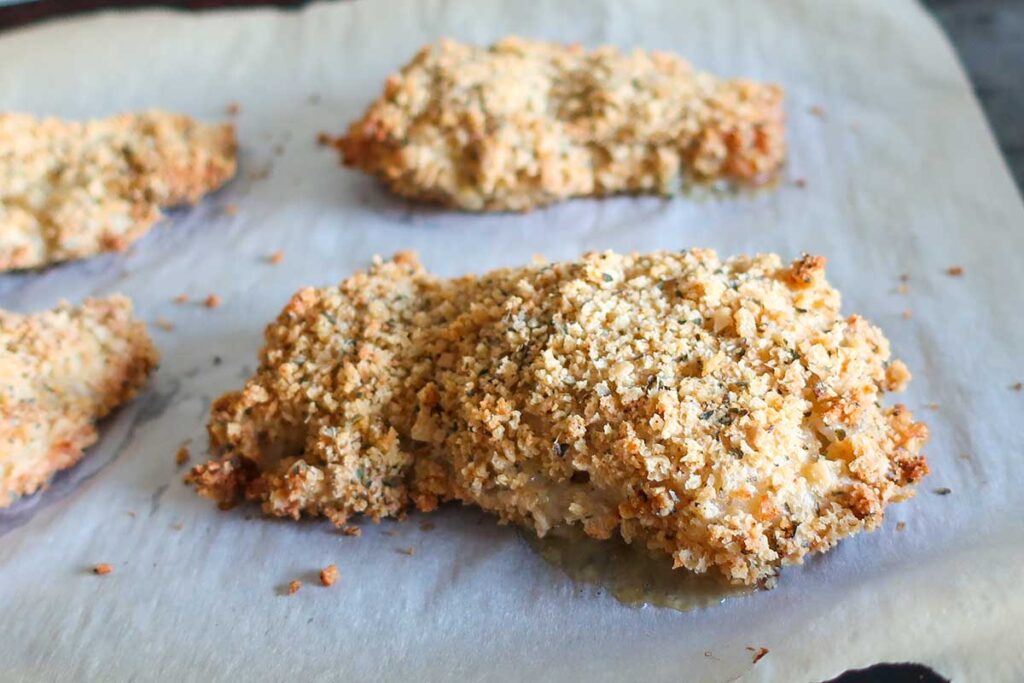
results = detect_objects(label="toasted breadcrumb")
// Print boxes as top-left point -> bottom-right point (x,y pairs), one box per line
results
399,547 -> 415,556
204,294 -> 222,309
175,445 -> 190,467
808,105 -> 826,119
946,266 -> 964,277
0,111 -> 236,271
749,647 -> 770,664
93,563 -> 114,575
173,294 -> 189,305
896,522 -> 906,532
340,525 -> 362,537
317,132 -> 336,147
337,37 -> 786,211
793,178 -> 807,189
320,564 -> 339,586
1010,382 -> 1021,392
189,249 -> 927,586
223,203 -> 239,216
155,317 -> 175,332
896,284 -> 909,295
268,251 -> 285,265
287,580 -> 302,595
901,310 -> 912,320
1,296 -> 159,507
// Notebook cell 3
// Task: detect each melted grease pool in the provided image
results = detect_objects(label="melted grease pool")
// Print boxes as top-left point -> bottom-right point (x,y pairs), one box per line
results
522,526 -> 755,611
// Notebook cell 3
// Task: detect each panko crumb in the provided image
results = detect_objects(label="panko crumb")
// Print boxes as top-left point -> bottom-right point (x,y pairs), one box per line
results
175,445 -> 190,467
336,37 -> 786,211
267,251 -> 285,265
173,294 -> 189,305
896,522 -> 906,532
340,526 -> 362,537
155,317 -> 175,331
189,249 -> 928,586
1,297 -> 159,507
901,310 -> 912,320
204,294 -> 222,309
946,266 -> 964,277
0,111 -> 236,271
1011,382 -> 1022,392
93,563 -> 114,575
287,580 -> 302,595
320,564 -> 339,586
398,547 -> 416,557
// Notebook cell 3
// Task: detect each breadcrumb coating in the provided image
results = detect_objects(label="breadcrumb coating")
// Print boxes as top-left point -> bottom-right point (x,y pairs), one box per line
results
337,37 -> 785,211
0,110 -> 237,271
190,250 -> 927,585
0,296 -> 159,507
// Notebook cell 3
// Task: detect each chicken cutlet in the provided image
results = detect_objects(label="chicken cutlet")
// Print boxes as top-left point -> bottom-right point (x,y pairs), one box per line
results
335,37 -> 785,211
189,250 -> 927,585
0,296 -> 159,506
0,110 -> 237,271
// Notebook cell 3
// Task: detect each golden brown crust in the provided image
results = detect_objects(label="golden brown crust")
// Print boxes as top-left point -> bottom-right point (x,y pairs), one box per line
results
0,296 -> 159,507
0,110 -> 237,271
190,250 -> 926,585
337,37 -> 785,211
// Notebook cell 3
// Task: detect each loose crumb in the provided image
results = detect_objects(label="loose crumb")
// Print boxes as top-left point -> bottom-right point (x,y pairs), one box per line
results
946,266 -> 963,277
792,178 -> 807,189
901,310 -> 912,320
809,104 -> 826,118
223,203 -> 239,216
287,579 -> 302,595
899,274 -> 910,283
173,294 -> 189,304
320,564 -> 339,587
204,294 -> 222,309
748,647 -> 770,664
226,102 -> 241,116
93,563 -> 114,575
340,526 -> 362,537
125,511 -> 136,518
1011,382 -> 1022,392
175,445 -> 190,467
933,487 -> 952,496
925,403 -> 939,410
268,251 -> 285,265
896,284 -> 909,295
896,522 -> 906,532
317,132 -> 335,147
398,547 -> 415,556
155,317 -> 175,331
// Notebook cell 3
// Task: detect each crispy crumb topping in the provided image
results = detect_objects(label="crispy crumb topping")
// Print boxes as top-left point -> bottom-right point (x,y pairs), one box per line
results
337,37 -> 785,211
0,110 -> 236,270
320,564 -> 339,586
190,249 -> 927,585
93,563 -> 114,575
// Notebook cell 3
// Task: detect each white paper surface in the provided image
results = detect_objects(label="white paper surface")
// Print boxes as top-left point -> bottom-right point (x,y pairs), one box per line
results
1,0 -> 1023,680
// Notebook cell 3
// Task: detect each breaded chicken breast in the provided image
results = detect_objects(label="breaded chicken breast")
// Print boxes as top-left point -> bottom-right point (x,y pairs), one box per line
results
336,37 -> 785,211
190,250 -> 927,585
0,110 -> 237,271
0,296 -> 159,507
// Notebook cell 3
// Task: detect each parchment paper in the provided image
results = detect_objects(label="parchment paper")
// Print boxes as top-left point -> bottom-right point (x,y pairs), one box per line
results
1,1 -> 1023,680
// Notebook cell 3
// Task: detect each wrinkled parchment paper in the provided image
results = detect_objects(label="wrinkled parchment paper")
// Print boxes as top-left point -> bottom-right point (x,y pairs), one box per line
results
2,0 -> 1023,680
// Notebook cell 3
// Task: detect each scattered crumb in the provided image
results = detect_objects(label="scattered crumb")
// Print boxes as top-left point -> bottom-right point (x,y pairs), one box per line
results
175,445 -> 190,467
204,294 -> 222,309
340,525 -> 362,537
171,522 -> 184,531
419,521 -> 436,531
901,310 -> 912,320
155,317 -> 175,331
896,284 -> 909,295
217,500 -> 236,511
287,579 -> 302,595
317,131 -> 335,147
398,547 -> 415,556
899,274 -> 910,283
896,522 -> 906,532
792,178 -> 806,189
125,511 -> 136,518
1011,382 -> 1022,392
223,203 -> 239,216
173,294 -> 189,305
933,487 -> 952,496
267,251 -> 285,265
226,102 -> 241,116
747,647 -> 770,664
946,266 -> 964,277
320,564 -> 339,587
809,105 -> 826,119
703,650 -> 714,658
382,529 -> 399,537
93,563 -> 114,575
925,403 -> 940,410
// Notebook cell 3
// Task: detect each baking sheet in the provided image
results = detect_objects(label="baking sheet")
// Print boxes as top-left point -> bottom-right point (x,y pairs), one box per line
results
1,0 -> 1023,680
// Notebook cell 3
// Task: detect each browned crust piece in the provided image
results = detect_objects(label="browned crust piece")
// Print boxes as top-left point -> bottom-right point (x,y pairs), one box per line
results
0,110 -> 237,271
0,296 -> 159,506
337,37 -> 785,211
189,250 -> 927,586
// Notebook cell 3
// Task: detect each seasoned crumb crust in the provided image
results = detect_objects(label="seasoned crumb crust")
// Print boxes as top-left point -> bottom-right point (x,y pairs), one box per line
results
0,110 -> 237,270
0,296 -> 159,506
337,37 -> 785,211
190,250 -> 927,585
